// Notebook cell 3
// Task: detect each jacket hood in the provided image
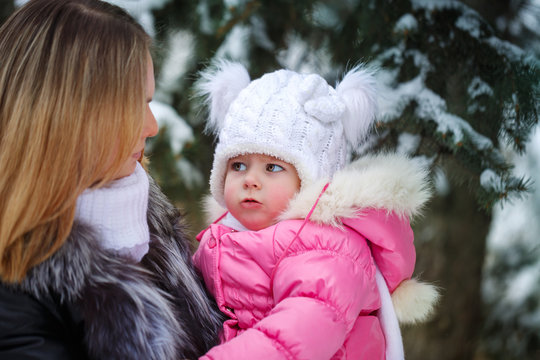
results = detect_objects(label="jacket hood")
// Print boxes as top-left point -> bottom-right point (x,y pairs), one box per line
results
279,152 -> 432,225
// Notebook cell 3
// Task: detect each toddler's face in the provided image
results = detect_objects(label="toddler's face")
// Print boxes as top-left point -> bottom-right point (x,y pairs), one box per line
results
224,153 -> 301,231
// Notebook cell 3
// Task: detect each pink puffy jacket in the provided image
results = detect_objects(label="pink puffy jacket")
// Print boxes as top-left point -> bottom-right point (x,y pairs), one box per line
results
194,154 -> 438,360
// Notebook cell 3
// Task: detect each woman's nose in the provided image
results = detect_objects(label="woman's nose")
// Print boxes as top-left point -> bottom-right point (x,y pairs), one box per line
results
142,104 -> 158,139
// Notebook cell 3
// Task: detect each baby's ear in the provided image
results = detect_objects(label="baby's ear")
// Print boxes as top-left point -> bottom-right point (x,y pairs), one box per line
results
194,60 -> 251,135
335,65 -> 378,148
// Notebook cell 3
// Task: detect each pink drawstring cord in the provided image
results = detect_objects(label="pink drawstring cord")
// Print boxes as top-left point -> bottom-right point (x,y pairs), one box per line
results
269,182 -> 330,294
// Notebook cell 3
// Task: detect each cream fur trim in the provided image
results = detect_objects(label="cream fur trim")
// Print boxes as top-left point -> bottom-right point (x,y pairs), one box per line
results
202,195 -> 227,227
203,153 -> 432,226
392,278 -> 441,324
279,153 -> 432,225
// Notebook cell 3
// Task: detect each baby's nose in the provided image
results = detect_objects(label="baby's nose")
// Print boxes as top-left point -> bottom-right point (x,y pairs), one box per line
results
243,172 -> 261,189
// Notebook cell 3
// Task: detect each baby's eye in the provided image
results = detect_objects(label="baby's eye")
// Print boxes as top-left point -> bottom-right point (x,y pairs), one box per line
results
266,164 -> 284,172
232,162 -> 246,171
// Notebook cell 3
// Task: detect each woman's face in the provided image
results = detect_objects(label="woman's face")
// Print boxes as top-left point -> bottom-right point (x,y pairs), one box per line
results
113,55 -> 158,179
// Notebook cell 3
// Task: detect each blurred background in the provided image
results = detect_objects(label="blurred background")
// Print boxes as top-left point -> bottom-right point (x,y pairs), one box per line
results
2,0 -> 539,359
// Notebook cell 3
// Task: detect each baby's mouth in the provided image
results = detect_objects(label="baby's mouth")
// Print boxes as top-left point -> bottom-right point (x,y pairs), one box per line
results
240,198 -> 262,209
242,198 -> 260,204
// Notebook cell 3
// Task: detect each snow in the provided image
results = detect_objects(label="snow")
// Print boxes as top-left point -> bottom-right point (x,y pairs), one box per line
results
497,0 -> 540,38
250,15 -> 275,51
215,25 -> 251,63
276,33 -> 334,78
175,158 -> 204,189
155,30 -> 195,103
467,76 -> 494,99
149,101 -> 204,188
433,167 -> 450,196
223,0 -> 243,8
487,127 -> 540,250
486,36 -> 527,62
149,101 -> 193,155
104,0 -> 171,37
467,77 -> 493,113
411,0 -> 473,22
455,11 -> 485,39
377,63 -> 494,150
312,3 -> 341,29
397,132 -> 421,155
504,263 -> 540,304
395,14 -> 418,33
484,125 -> 540,344
196,1 -> 214,35
480,169 -> 502,192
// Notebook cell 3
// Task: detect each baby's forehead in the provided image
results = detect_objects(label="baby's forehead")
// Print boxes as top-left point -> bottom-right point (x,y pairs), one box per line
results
228,153 -> 289,164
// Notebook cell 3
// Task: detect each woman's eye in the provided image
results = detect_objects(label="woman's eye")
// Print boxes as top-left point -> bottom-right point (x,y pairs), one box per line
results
232,162 -> 246,171
266,164 -> 284,172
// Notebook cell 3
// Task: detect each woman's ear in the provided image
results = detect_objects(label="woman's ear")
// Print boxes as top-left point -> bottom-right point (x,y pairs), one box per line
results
195,60 -> 251,135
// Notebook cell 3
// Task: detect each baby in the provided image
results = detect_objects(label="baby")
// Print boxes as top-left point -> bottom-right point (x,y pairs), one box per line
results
193,62 -> 439,360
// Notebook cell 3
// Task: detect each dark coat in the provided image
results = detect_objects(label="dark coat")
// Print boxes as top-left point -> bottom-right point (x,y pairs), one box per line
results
0,179 -> 223,359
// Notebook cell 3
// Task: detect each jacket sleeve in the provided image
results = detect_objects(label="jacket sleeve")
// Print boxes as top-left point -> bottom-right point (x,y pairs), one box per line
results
201,231 -> 378,360
0,285 -> 87,360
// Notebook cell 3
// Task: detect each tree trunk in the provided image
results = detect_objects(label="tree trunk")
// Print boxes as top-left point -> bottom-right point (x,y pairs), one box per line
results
402,183 -> 491,359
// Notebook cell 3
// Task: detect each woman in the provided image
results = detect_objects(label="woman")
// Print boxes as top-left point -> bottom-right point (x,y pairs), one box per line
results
0,0 -> 222,359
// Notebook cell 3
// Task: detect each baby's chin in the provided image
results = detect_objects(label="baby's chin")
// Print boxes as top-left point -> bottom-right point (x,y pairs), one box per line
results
240,218 -> 276,232
243,223 -> 268,232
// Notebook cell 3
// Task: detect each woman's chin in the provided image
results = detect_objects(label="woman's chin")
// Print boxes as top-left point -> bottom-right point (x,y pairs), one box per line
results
113,160 -> 137,180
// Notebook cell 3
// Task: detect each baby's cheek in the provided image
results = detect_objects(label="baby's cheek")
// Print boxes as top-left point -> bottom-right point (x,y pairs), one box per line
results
270,192 -> 293,214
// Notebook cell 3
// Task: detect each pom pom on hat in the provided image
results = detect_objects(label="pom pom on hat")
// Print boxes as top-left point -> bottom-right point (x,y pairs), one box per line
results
336,65 -> 378,148
194,60 -> 251,135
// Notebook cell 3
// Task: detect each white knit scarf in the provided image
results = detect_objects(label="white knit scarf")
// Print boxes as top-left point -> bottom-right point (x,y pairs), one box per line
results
74,162 -> 150,262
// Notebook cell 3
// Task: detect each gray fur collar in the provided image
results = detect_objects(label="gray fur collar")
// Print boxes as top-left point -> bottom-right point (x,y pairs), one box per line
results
11,178 -> 222,359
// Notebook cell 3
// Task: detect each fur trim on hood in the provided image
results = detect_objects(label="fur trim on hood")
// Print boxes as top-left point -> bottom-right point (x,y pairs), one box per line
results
204,153 -> 432,226
280,152 -> 432,226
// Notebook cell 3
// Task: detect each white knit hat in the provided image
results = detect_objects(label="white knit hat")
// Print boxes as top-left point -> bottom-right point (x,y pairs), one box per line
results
196,61 -> 378,206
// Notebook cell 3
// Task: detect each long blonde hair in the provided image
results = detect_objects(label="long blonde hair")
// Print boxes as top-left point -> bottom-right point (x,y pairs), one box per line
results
0,0 -> 151,282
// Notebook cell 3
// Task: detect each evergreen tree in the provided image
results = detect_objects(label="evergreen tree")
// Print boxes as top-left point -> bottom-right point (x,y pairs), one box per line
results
482,132 -> 540,359
150,0 -> 538,211
2,0 -> 538,358
148,1 -> 539,359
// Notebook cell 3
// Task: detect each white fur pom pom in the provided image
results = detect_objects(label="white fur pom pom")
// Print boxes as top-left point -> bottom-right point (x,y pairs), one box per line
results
195,60 -> 251,134
392,278 -> 441,325
336,66 -> 378,148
